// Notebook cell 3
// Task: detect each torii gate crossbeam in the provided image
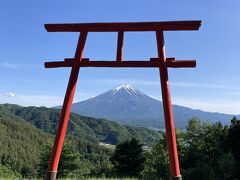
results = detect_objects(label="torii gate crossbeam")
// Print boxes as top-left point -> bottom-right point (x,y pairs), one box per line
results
43,20 -> 201,180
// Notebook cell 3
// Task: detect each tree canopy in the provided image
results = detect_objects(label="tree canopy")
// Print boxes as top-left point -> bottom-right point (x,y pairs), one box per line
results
111,138 -> 145,177
142,117 -> 239,180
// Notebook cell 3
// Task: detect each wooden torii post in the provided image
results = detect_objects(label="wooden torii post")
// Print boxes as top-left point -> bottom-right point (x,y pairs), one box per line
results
44,20 -> 201,180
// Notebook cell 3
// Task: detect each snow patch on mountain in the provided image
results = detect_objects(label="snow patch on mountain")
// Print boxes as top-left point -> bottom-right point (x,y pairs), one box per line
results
111,83 -> 144,96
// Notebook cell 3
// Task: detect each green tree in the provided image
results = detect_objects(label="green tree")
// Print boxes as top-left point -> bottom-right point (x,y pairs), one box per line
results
181,118 -> 235,179
111,138 -> 145,177
225,116 -> 240,178
37,142 -> 80,178
142,135 -> 169,179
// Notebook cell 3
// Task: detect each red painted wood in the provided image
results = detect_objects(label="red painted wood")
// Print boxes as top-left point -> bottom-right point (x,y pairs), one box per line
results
116,31 -> 124,61
167,60 -> 196,68
156,31 -> 181,177
47,31 -> 88,174
44,59 -> 196,68
45,20 -> 201,32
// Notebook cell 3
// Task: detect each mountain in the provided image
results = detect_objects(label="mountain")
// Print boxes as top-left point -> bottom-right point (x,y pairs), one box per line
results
67,84 -> 236,129
0,104 -> 161,145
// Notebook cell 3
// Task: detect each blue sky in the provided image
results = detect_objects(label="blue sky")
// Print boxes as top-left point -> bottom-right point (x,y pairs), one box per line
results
1,0 -> 240,114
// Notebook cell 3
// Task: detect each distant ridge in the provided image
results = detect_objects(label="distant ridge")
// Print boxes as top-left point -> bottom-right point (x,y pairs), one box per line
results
0,103 -> 161,145
57,84 -> 236,129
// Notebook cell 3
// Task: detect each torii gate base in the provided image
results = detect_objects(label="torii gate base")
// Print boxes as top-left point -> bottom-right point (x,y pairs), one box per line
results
43,21 -> 201,180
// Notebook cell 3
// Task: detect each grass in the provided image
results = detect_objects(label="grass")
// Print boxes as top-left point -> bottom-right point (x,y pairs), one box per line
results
60,178 -> 137,180
86,178 -> 136,180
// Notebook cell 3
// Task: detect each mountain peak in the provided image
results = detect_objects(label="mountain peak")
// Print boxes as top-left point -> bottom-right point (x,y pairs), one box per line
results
113,83 -> 134,91
112,83 -> 140,96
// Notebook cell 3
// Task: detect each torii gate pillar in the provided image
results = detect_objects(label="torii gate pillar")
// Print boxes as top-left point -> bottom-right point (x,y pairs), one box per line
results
45,31 -> 88,180
157,31 -> 181,178
43,21 -> 201,180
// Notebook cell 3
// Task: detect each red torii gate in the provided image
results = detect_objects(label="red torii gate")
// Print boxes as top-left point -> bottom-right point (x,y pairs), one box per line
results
44,20 -> 201,180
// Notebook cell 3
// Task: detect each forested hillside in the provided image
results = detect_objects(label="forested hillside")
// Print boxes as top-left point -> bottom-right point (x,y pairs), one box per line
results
0,116 -> 51,178
0,104 -> 161,178
0,104 -> 161,145
0,107 -> 113,178
1,104 -> 238,179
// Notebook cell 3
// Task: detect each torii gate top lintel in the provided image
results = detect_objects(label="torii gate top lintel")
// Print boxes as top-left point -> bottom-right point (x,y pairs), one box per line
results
44,20 -> 201,69
44,20 -> 201,180
44,20 -> 201,32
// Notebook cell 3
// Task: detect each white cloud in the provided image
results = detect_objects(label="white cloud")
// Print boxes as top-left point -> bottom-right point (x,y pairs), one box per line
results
79,78 -> 239,90
146,94 -> 240,115
3,92 -> 16,97
74,92 -> 94,102
231,92 -> 240,95
79,78 -> 160,86
169,81 -> 232,91
0,93 -> 63,107
0,90 -> 95,107
172,96 -> 240,115
0,62 -> 41,70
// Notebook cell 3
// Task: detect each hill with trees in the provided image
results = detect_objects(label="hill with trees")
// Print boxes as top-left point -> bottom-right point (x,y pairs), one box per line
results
0,108 -> 114,178
0,104 -> 161,145
1,103 -> 239,179
0,115 -> 52,178
0,103 -> 161,178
